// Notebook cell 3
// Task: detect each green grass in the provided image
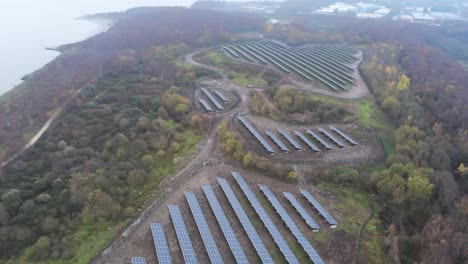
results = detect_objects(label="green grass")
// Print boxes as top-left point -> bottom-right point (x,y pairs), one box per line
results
232,75 -> 268,87
197,50 -> 276,88
354,99 -> 390,130
317,183 -> 390,263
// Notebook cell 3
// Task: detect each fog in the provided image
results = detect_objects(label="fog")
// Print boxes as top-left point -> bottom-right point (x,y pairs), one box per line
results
0,0 -> 198,96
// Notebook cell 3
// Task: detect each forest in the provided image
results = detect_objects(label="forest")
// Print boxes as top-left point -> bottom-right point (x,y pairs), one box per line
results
0,7 -> 263,263
265,14 -> 468,263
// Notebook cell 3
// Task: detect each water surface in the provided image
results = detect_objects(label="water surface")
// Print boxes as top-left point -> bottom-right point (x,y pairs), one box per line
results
0,0 -> 195,96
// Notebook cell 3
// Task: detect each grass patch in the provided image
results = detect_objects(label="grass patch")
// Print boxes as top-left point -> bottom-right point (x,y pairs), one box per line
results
232,75 -> 268,87
317,183 -> 389,263
354,99 -> 387,130
195,50 -> 279,88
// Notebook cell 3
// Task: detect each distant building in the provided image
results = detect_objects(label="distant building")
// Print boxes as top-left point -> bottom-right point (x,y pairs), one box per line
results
375,8 -> 392,15
356,2 -> 383,13
411,12 -> 436,21
356,13 -> 384,19
313,1 -> 391,18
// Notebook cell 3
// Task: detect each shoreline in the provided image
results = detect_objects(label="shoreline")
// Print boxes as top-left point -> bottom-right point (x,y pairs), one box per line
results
0,14 -> 117,97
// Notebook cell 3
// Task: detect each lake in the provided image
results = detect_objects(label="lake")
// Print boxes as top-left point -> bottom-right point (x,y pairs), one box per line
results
0,0 -> 196,96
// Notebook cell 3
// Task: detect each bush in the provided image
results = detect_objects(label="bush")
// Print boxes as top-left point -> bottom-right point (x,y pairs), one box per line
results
26,236 -> 51,261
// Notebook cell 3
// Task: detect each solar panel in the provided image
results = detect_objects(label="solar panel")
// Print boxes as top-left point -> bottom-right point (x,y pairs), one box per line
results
294,131 -> 321,152
202,184 -> 249,264
214,90 -> 229,103
278,129 -> 303,150
329,126 -> 358,146
185,192 -> 224,264
228,45 -> 256,62
218,178 -> 274,264
265,130 -> 290,152
306,129 -> 333,150
199,99 -> 214,112
259,185 -> 325,264
231,172 -> 299,264
300,189 -> 338,228
236,45 -> 268,64
318,128 -> 346,148
131,256 -> 147,264
168,204 -> 199,264
221,46 -> 239,57
283,192 -> 320,231
237,116 -> 275,153
201,88 -> 224,110
150,223 -> 172,264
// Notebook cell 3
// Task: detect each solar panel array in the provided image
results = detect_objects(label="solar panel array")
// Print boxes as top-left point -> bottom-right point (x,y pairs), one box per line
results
222,46 -> 239,57
185,192 -> 224,264
199,98 -> 214,112
294,130 -> 321,152
202,184 -> 249,264
215,90 -> 229,103
318,128 -> 346,148
231,172 -> 300,264
218,178 -> 274,264
168,204 -> 199,264
237,116 -> 275,153
306,129 -> 333,150
265,130 -> 290,152
283,192 -> 320,231
225,41 -> 357,91
131,256 -> 147,264
301,189 -> 339,227
201,88 -> 224,110
278,128 -> 303,150
259,185 -> 325,264
150,223 -> 173,264
329,126 -> 358,146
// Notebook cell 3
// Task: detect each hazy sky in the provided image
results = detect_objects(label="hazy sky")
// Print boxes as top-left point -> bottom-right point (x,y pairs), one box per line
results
0,0 -> 198,96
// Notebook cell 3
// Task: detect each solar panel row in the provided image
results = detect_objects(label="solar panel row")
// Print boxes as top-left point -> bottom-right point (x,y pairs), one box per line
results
214,90 -> 229,103
237,116 -> 275,153
185,192 -> 224,264
202,184 -> 249,264
329,126 -> 358,146
199,98 -> 213,112
150,223 -> 173,264
294,130 -> 321,152
201,88 -> 224,110
259,185 -> 325,264
131,256 -> 147,264
283,192 -> 320,231
221,46 -> 239,58
318,128 -> 346,148
278,128 -> 303,150
231,172 -> 300,264
265,130 -> 290,152
218,178 -> 274,264
168,204 -> 199,264
301,189 -> 338,228
306,129 -> 333,150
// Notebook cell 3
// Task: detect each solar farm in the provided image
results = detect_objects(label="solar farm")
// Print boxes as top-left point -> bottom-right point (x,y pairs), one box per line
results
130,172 -> 338,263
221,41 -> 360,92
236,115 -> 359,156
